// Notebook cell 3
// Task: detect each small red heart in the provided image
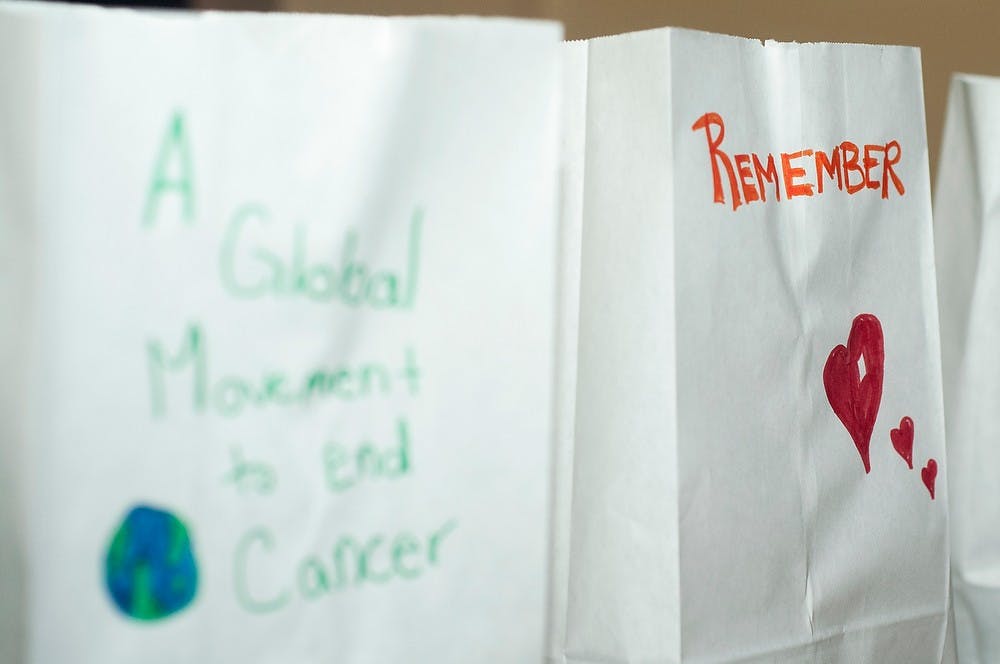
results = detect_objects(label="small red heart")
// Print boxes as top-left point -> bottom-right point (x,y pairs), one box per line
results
823,313 -> 884,474
891,417 -> 914,469
921,459 -> 937,500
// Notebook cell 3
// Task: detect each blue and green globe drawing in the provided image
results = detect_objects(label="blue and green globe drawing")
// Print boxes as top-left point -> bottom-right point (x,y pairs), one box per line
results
104,504 -> 199,621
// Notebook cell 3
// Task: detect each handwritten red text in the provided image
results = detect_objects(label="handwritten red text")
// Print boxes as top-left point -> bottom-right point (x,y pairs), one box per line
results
691,112 -> 905,211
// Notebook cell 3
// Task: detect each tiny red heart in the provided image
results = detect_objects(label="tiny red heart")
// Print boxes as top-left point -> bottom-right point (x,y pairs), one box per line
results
921,459 -> 937,500
891,417 -> 914,469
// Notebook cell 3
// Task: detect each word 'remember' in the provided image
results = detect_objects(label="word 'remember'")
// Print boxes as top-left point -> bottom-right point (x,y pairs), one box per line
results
692,112 -> 905,211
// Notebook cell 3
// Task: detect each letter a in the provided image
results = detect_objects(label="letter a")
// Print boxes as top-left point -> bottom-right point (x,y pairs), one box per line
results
142,111 -> 195,227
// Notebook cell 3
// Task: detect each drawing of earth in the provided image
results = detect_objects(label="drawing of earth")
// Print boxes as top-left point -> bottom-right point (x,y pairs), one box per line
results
104,504 -> 199,621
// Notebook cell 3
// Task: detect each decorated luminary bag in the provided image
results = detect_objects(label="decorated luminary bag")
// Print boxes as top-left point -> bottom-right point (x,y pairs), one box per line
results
554,28 -> 951,663
0,4 -> 561,662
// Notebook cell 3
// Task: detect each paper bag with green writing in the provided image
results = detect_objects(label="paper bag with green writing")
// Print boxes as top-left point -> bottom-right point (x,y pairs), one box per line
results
0,4 -> 561,662
934,72 -> 1000,664
559,29 -> 950,663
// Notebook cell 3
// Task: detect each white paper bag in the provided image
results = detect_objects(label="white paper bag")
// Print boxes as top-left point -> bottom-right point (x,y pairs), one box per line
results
560,28 -> 950,663
934,72 -> 1000,664
0,3 -> 562,662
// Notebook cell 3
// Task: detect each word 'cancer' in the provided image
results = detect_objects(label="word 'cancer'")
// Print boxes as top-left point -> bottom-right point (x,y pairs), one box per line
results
691,112 -> 905,211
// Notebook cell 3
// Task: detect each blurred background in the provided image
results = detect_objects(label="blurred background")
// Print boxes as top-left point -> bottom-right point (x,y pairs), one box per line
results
57,0 -> 1000,180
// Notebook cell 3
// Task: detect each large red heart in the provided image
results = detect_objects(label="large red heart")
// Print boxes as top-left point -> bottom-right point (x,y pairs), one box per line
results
823,313 -> 884,474
891,416 -> 914,469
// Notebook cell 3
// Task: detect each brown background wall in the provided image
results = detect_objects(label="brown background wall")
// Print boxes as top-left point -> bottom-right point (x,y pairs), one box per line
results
200,0 -> 1000,181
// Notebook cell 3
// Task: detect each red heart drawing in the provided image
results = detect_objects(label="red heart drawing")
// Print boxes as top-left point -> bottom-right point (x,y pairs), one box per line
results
891,417 -> 914,469
823,313 -> 884,474
922,459 -> 937,499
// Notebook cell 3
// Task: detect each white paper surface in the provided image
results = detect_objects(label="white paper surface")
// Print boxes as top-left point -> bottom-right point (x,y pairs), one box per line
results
567,30 -> 681,663
0,4 -> 561,662
565,28 -> 949,663
934,72 -> 1000,664
545,39 -> 587,664
0,11 -> 36,663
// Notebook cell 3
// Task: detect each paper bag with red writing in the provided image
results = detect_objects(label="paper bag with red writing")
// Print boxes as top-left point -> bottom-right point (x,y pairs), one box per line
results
934,72 -> 1000,664
559,28 -> 950,662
